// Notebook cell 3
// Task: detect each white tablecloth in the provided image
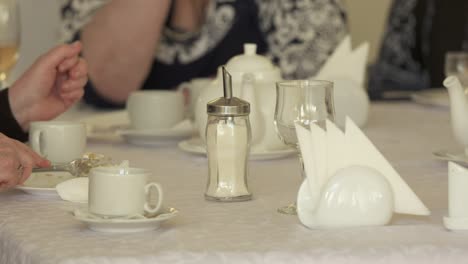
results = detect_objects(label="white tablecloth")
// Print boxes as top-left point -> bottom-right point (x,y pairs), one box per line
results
1,102 -> 467,264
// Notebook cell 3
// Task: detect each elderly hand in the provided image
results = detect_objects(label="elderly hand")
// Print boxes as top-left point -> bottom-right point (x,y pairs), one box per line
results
8,41 -> 88,131
0,133 -> 50,191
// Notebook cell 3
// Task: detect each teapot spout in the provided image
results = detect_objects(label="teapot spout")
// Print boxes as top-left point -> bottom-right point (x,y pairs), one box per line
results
443,76 -> 468,153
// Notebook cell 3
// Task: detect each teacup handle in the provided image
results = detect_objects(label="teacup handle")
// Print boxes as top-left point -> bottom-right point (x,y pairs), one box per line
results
143,182 -> 163,214
177,82 -> 191,117
30,129 -> 44,156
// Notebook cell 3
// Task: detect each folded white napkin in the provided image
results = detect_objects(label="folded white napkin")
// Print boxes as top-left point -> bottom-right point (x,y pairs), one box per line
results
296,117 -> 430,216
315,35 -> 368,86
84,110 -> 129,134
313,35 -> 370,128
171,119 -> 192,131
56,177 -> 89,203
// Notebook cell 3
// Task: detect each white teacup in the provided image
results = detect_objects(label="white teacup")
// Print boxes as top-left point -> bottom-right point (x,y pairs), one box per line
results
178,78 -> 213,121
127,90 -> 184,130
88,167 -> 163,217
29,121 -> 86,164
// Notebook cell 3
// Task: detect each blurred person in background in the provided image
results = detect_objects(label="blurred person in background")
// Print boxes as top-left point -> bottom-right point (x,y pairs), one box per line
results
61,0 -> 348,108
0,42 -> 88,190
368,0 -> 468,100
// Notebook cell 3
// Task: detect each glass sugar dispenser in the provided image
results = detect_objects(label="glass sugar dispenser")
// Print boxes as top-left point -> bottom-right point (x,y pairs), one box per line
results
205,66 -> 252,202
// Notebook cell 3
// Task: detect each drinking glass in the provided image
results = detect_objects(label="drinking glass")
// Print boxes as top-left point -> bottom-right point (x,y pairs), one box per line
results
0,0 -> 20,89
445,52 -> 468,87
274,80 -> 335,215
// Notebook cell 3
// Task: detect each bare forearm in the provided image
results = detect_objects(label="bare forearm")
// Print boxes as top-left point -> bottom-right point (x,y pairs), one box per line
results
80,0 -> 171,103
171,0 -> 209,32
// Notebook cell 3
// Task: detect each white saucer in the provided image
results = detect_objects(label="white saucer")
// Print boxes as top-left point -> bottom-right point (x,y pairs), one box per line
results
118,126 -> 193,146
16,171 -> 75,197
433,150 -> 468,165
73,207 -> 178,233
178,137 -> 296,160
410,89 -> 449,108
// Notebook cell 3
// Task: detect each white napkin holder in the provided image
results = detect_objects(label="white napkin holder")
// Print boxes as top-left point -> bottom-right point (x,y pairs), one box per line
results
296,118 -> 430,229
444,162 -> 468,230
314,36 -> 370,129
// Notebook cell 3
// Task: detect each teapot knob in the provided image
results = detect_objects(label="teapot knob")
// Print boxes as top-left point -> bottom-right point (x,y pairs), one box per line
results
244,44 -> 257,55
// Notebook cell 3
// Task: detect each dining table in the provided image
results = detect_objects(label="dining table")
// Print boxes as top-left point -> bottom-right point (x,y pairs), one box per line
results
1,100 -> 467,264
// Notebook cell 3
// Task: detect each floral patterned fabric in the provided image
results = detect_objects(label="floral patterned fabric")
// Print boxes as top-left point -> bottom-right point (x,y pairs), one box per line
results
368,0 -> 468,100
60,0 -> 347,107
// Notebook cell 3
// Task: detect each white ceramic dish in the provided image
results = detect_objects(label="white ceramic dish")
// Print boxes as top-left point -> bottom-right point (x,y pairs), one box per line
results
118,127 -> 193,147
178,137 -> 296,160
80,111 -> 194,145
73,207 -> 178,233
296,178 -> 314,224
16,171 -> 75,197
410,89 -> 449,108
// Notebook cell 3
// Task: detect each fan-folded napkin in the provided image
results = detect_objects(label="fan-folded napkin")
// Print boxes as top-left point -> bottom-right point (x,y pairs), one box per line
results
313,36 -> 370,128
296,117 -> 430,216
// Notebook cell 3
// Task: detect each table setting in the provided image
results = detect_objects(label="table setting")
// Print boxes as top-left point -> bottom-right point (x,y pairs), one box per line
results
3,35 -> 468,264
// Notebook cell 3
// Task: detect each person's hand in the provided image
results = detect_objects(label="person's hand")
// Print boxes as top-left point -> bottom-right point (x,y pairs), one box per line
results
0,133 -> 50,191
8,41 -> 88,131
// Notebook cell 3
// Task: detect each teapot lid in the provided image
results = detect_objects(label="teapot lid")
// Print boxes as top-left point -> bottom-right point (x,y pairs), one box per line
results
226,43 -> 276,73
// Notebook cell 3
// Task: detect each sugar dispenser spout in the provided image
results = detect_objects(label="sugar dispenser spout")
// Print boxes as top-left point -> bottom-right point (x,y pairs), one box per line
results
222,66 -> 232,99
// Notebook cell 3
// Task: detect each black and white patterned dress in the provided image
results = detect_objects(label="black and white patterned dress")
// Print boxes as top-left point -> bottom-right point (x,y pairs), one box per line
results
61,0 -> 347,107
368,0 -> 468,100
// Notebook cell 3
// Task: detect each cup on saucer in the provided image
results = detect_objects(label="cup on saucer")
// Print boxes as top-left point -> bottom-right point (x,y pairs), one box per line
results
177,78 -> 213,122
127,90 -> 185,131
29,121 -> 86,164
88,166 -> 164,218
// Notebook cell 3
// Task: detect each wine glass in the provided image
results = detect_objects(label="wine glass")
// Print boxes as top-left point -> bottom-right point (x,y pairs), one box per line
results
0,0 -> 20,89
274,80 -> 335,215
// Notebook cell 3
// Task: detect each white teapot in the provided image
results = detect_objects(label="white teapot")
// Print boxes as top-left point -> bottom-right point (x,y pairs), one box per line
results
194,43 -> 286,151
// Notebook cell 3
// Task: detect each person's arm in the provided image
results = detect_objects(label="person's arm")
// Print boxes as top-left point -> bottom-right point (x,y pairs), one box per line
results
170,0 -> 209,32
0,89 -> 28,142
78,0 -> 171,104
8,42 -> 87,131
0,132 -> 50,191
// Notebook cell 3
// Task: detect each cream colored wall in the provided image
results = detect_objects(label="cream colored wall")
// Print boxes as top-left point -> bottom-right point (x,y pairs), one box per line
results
344,0 -> 393,64
8,0 -> 60,86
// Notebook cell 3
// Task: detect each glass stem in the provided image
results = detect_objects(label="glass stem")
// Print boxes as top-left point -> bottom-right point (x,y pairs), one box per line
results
297,149 -> 306,180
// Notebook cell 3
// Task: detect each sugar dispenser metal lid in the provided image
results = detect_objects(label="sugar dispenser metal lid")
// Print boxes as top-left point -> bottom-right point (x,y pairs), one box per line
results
207,67 -> 250,116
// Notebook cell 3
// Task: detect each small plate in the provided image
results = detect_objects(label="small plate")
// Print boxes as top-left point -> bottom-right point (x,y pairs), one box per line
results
73,207 -> 178,233
433,150 -> 468,165
118,126 -> 193,147
410,89 -> 449,108
178,138 -> 296,160
16,171 -> 75,197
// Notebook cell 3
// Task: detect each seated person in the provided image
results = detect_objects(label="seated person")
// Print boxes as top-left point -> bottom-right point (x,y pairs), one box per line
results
61,0 -> 348,108
0,42 -> 88,191
368,0 -> 468,100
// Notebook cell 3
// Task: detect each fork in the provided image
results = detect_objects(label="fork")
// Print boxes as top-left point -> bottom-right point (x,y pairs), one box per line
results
33,158 -> 92,177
